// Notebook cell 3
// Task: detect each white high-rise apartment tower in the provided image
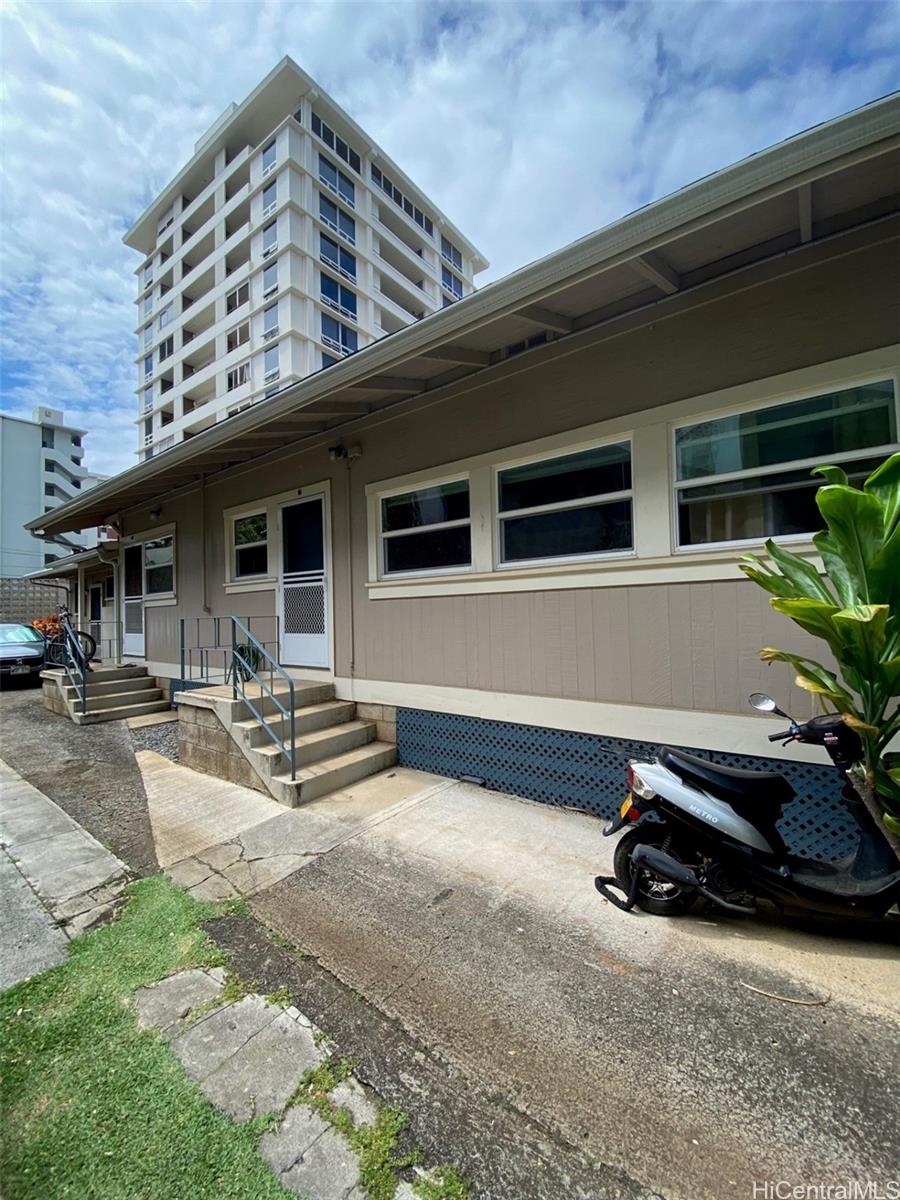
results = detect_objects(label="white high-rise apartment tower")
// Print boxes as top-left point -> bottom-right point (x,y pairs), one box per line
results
126,58 -> 488,459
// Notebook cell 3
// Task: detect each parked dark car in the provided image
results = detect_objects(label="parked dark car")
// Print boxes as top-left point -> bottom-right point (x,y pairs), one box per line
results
0,623 -> 46,680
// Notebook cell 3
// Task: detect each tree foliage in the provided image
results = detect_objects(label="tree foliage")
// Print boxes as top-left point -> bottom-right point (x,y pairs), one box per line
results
739,452 -> 900,850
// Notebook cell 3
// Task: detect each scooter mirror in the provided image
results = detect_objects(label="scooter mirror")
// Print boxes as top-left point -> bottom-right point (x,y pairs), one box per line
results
749,692 -> 790,719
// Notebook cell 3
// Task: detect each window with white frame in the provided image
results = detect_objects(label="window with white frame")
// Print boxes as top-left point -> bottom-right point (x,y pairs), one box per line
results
497,442 -> 633,564
319,194 -> 355,244
262,260 -> 278,297
320,233 -> 356,280
263,303 -> 279,338
261,139 -> 276,174
262,180 -> 277,217
673,379 -> 898,547
143,354 -> 153,377
158,335 -> 173,362
441,265 -> 463,299
380,478 -> 471,576
264,344 -> 280,381
227,361 -> 250,391
321,313 -> 357,355
144,535 -> 174,595
158,304 -> 172,330
441,235 -> 462,271
320,272 -> 357,319
226,282 -> 249,313
233,512 -> 268,578
318,153 -> 354,207
227,321 -> 249,352
262,220 -> 278,254
143,386 -> 154,412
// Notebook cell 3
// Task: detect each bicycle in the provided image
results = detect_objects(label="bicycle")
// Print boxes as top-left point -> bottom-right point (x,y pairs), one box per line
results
44,604 -> 97,668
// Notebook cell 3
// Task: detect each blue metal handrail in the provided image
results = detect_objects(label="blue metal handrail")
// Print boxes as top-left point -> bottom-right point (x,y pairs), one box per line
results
59,610 -> 89,716
230,616 -> 296,781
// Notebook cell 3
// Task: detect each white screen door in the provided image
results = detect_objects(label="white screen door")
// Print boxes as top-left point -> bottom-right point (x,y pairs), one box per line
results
279,496 -> 328,667
122,544 -> 144,657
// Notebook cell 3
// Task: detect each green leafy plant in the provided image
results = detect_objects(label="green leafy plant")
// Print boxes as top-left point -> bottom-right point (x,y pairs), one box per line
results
739,451 -> 900,859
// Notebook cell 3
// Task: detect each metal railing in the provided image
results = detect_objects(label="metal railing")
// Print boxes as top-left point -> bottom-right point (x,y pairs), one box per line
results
87,618 -> 122,665
231,616 -> 296,781
179,615 -> 279,687
49,609 -> 90,716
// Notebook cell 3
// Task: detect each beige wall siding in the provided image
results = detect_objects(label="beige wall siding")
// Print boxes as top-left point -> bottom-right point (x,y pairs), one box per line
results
352,581 -> 830,718
118,237 -> 895,718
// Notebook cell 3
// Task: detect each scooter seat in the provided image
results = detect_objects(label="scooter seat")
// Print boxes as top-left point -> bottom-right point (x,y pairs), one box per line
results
660,747 -> 794,808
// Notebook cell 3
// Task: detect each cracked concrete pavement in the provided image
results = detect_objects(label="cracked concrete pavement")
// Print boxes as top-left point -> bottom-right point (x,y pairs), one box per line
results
0,758 -> 130,958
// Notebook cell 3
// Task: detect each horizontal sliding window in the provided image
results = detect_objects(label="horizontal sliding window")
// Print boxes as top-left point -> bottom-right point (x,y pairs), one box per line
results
381,479 -> 471,576
497,442 -> 633,564
319,194 -> 355,245
233,512 -> 268,579
320,272 -> 357,319
674,379 -> 897,547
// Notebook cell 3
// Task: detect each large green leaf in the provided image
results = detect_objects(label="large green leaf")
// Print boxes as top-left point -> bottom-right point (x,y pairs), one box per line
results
811,464 -> 849,487
762,539 -> 836,603
769,597 -> 843,654
738,556 -> 796,598
832,604 -> 890,669
758,647 -> 855,710
815,485 -> 885,604
863,451 -> 900,540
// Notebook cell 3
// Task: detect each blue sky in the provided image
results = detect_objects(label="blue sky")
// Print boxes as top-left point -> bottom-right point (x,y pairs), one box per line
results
1,0 -> 897,477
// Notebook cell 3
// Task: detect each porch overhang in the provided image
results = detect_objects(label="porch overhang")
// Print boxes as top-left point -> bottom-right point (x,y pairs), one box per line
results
26,546 -> 117,581
30,92 -> 900,539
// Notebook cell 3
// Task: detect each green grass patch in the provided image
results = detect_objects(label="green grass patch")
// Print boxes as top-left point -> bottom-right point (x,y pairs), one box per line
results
0,875 -> 292,1200
292,1057 -> 434,1200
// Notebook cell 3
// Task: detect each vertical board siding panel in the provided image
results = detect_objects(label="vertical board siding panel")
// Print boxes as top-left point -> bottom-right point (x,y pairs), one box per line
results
595,589 -> 632,703
667,585 -> 695,705
689,583 -> 716,711
530,593 -> 548,698
444,596 -> 469,689
474,597 -> 494,693
627,586 -> 672,707
542,592 -> 564,698
712,582 -> 741,713
736,583 -> 767,704
485,594 -> 504,693
504,593 -> 531,695
416,598 -> 437,684
574,591 -> 597,701
558,592 -> 579,698
464,596 -> 481,690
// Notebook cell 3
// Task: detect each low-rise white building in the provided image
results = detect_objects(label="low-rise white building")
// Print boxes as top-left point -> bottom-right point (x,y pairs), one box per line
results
127,56 -> 488,460
0,407 -> 110,576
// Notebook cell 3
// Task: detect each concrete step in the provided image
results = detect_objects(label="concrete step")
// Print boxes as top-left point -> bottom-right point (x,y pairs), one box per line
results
234,700 -> 357,747
250,720 -> 376,777
270,741 -> 397,807
79,687 -> 164,712
63,675 -> 155,700
77,665 -> 148,683
71,699 -> 171,725
212,681 -> 336,724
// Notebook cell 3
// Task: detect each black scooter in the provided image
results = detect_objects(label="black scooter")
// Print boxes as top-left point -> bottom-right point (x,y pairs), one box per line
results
595,693 -> 900,920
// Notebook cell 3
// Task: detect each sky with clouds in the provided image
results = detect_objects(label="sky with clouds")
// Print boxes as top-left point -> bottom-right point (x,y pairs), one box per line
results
1,0 -> 897,477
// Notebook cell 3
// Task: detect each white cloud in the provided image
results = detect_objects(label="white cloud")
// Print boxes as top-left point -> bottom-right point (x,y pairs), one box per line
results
0,0 -> 896,478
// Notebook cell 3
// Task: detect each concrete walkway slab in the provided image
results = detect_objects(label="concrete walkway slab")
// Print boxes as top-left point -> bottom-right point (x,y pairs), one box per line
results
136,750 -> 283,867
0,758 -> 128,921
127,710 -> 178,729
0,851 -> 68,989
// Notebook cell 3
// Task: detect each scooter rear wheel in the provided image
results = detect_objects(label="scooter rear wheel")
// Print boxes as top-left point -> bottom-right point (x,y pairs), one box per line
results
614,825 -> 697,916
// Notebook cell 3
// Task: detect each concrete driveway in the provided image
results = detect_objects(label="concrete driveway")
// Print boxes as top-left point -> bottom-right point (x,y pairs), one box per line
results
244,779 -> 898,1200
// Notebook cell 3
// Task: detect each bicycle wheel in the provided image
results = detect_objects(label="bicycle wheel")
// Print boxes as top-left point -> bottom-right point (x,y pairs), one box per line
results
46,638 -> 66,666
76,631 -> 97,661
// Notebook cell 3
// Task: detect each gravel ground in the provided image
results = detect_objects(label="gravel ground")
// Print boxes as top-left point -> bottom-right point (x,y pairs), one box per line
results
0,681 -> 158,875
130,721 -> 179,763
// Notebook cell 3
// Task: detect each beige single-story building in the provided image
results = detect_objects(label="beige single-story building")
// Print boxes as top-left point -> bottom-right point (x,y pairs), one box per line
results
30,95 -> 900,851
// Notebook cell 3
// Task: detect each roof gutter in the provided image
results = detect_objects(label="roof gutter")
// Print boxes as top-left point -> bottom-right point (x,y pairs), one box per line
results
34,93 -> 900,537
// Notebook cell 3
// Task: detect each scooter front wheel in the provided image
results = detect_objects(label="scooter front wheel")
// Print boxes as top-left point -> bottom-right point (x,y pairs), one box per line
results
614,826 -> 697,916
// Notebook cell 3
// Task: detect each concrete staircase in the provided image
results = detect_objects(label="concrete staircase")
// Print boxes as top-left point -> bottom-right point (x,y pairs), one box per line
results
42,665 -> 171,726
179,681 -> 396,808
